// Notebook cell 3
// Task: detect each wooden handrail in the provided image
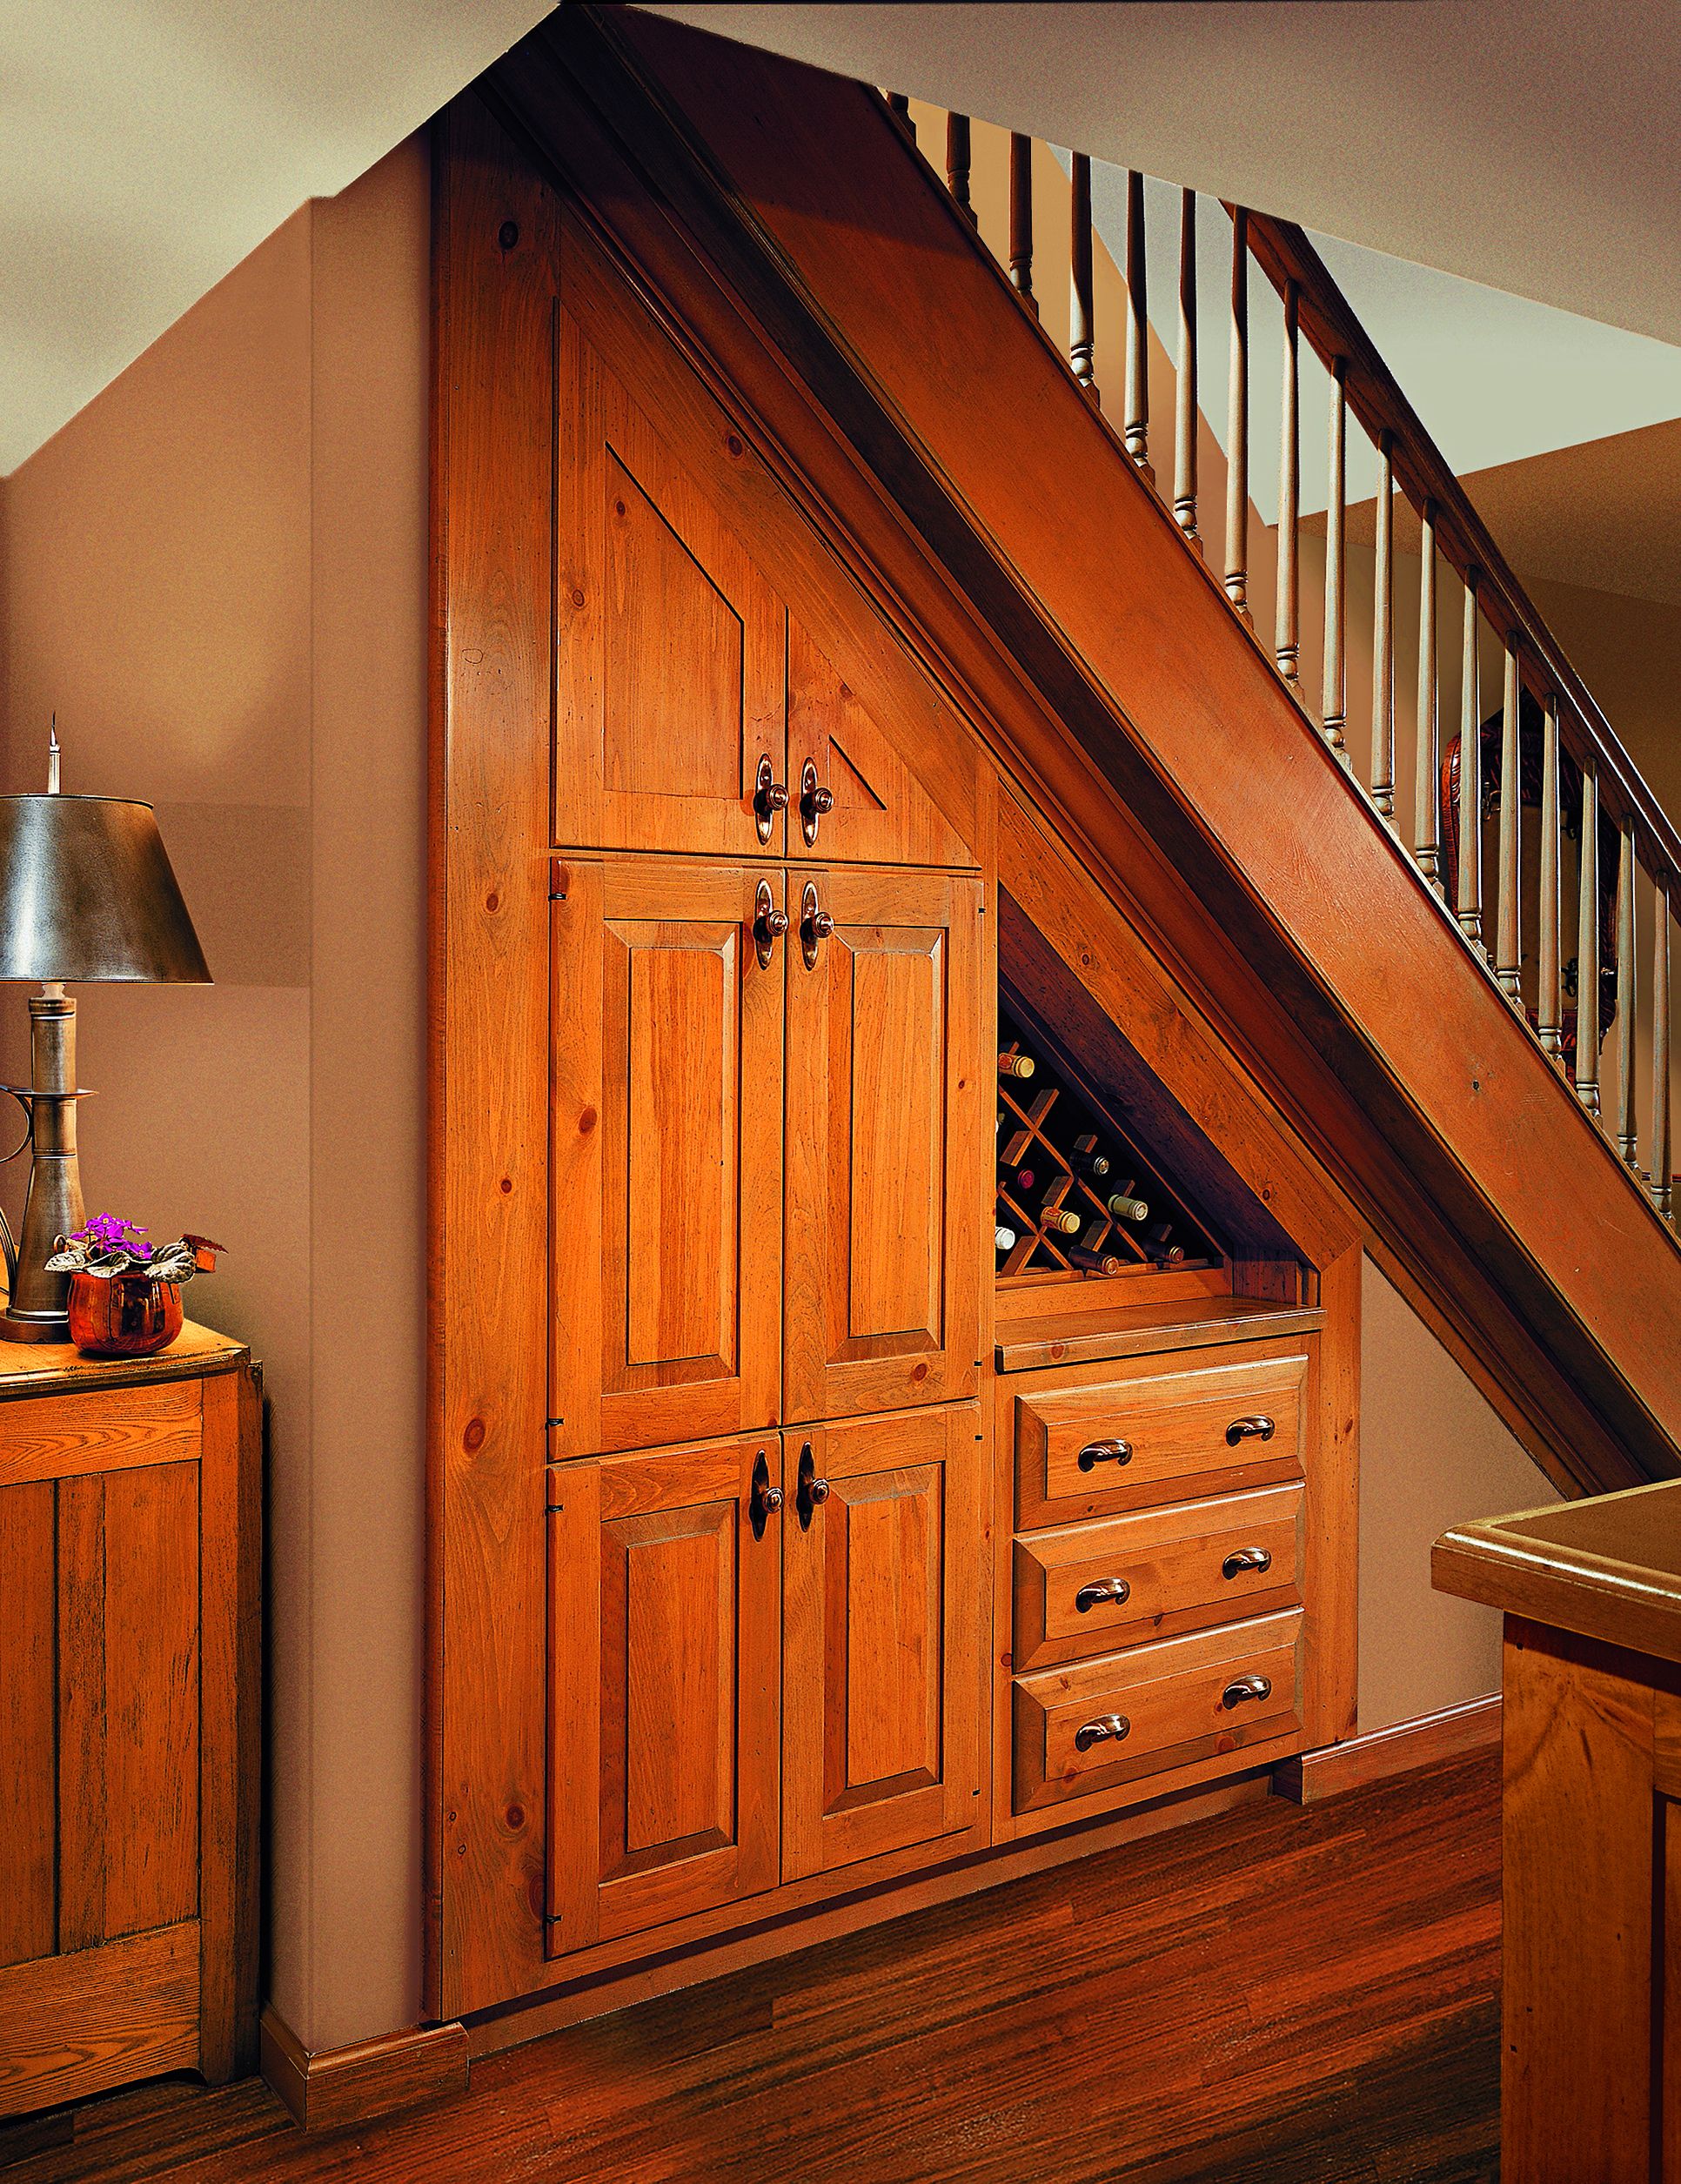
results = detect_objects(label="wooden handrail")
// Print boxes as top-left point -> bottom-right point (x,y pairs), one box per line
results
1242,213 -> 1681,884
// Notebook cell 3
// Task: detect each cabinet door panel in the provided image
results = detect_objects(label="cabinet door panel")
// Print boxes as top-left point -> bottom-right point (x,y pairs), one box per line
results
784,868 -> 984,1423
552,859 -> 783,1457
782,1408 -> 986,1881
557,309 -> 786,857
0,1482 -> 56,1969
547,1438 -> 781,1953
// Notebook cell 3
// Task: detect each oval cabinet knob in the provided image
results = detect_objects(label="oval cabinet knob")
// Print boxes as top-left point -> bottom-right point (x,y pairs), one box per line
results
1074,1712 -> 1131,1753
800,881 -> 837,968
1076,1437 -> 1134,1473
751,880 -> 788,968
753,754 -> 790,840
795,1441 -> 831,1530
1221,1674 -> 1273,1710
748,1450 -> 784,1539
1074,1577 -> 1132,1613
1224,1414 -> 1276,1447
798,758 -> 836,844
1222,1546 -> 1273,1579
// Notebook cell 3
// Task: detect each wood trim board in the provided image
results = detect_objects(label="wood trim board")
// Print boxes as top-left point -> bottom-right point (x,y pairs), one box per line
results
1272,1694 -> 1502,1805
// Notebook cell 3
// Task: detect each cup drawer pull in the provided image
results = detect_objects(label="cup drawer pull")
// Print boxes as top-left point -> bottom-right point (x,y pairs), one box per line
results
1222,1547 -> 1273,1579
1221,1675 -> 1273,1710
1074,1712 -> 1131,1752
1076,1437 -> 1134,1472
1074,1577 -> 1132,1613
1225,1414 -> 1276,1446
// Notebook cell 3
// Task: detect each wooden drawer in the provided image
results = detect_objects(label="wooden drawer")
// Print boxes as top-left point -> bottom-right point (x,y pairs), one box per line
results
1013,1347 -> 1307,1530
1013,1612 -> 1303,1815
1012,1484 -> 1303,1671
0,1377 -> 200,1485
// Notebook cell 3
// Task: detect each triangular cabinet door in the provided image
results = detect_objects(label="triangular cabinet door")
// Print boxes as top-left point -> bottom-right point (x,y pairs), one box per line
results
783,866 -> 985,1423
780,1408 -> 986,1881
556,307 -> 787,857
550,857 -> 783,1457
546,1435 -> 782,1954
786,614 -> 976,868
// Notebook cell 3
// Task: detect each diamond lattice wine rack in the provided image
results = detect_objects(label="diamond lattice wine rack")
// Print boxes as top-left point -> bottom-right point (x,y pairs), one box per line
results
995,997 -> 1224,1284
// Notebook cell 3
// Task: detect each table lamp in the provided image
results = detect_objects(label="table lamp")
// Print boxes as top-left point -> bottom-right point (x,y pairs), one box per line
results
0,732 -> 211,1341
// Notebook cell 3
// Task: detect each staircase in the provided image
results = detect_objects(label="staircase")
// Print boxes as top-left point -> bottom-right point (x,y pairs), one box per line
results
488,6 -> 1681,1494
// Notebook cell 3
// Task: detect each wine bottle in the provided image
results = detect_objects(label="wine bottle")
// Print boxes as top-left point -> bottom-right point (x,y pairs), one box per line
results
1070,1133 -> 1110,1179
998,1051 -> 1035,1080
1041,1208 -> 1082,1236
1141,1237 -> 1186,1266
995,1225 -> 1017,1251
1106,1189 -> 1149,1223
1068,1244 -> 1122,1274
1015,1168 -> 1036,1193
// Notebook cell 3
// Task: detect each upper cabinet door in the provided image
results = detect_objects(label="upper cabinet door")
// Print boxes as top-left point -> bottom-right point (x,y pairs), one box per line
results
552,857 -> 783,1458
786,614 -> 976,868
547,1436 -> 782,1954
781,1408 -> 986,1881
556,310 -> 787,858
783,867 -> 985,1424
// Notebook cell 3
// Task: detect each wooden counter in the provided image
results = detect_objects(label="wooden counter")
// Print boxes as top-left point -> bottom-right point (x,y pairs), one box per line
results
1434,1479 -> 1681,2182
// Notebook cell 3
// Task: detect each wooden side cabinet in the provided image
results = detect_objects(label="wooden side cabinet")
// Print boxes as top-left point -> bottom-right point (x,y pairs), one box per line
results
0,1323 -> 260,2119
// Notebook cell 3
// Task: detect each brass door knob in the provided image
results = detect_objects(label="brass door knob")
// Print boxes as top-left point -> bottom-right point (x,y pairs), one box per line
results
1074,1712 -> 1131,1752
1225,1414 -> 1276,1446
1074,1577 -> 1132,1613
800,881 -> 836,968
798,758 -> 836,845
1221,1675 -> 1273,1709
753,754 -> 789,841
1075,1437 -> 1133,1472
751,880 -> 788,968
1222,1546 -> 1273,1579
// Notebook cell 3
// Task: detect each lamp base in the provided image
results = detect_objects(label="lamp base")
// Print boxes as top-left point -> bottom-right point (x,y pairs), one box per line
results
0,1307 -> 70,1344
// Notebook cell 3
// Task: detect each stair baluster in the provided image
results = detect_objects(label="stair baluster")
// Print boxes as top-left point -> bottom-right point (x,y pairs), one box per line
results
1653,873 -> 1672,1217
1370,432 -> 1395,824
1070,153 -> 1096,399
1616,818 -> 1638,1163
1415,503 -> 1441,889
1457,577 -> 1484,955
1276,279 -> 1301,693
1008,134 -> 1035,316
1539,699 -> 1564,1059
1174,188 -> 1199,548
1322,357 -> 1348,760
886,92 -> 914,144
1224,208 -> 1251,625
946,114 -> 974,218
1124,172 -> 1152,479
1496,644 -> 1524,1003
1577,760 -> 1602,1116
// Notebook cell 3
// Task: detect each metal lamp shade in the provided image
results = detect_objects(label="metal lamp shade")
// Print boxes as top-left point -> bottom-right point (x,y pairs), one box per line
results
0,794 -> 211,984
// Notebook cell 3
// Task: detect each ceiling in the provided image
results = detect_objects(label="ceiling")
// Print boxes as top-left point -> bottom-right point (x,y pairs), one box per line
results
0,0 -> 551,474
642,3 -> 1681,352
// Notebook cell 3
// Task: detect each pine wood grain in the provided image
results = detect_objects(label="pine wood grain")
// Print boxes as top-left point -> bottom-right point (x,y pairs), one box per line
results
0,1377 -> 200,1486
0,1480 -> 56,1969
7,1752 -> 1500,2179
0,1926 -> 199,2121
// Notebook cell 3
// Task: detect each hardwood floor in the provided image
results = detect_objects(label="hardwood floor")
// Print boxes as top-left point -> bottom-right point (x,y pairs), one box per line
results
1,1752 -> 1500,2184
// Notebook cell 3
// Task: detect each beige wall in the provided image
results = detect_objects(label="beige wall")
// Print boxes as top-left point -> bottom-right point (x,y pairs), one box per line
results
0,137 -> 429,2052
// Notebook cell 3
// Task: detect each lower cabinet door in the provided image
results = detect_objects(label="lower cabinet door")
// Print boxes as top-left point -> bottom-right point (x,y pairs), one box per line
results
781,1406 -> 985,1881
546,1437 -> 782,1955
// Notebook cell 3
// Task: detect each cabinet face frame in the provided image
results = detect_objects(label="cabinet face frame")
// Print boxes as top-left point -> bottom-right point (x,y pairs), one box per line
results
781,1407 -> 987,1880
783,865 -> 985,1426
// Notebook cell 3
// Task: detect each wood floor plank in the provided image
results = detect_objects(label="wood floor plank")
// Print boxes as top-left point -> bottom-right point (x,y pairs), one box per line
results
8,1752 -> 1499,2183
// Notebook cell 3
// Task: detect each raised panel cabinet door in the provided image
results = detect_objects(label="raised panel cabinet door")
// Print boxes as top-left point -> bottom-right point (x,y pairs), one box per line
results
781,1408 -> 986,1880
783,868 -> 985,1424
551,857 -> 784,1457
546,1437 -> 782,1954
556,294 -> 787,858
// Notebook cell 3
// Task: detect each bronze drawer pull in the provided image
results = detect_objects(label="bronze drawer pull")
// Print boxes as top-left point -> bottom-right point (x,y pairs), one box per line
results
1074,1712 -> 1131,1752
1075,1577 -> 1132,1613
1076,1437 -> 1133,1472
1225,1414 -> 1276,1446
1222,1547 -> 1273,1579
753,754 -> 789,841
1221,1674 -> 1273,1709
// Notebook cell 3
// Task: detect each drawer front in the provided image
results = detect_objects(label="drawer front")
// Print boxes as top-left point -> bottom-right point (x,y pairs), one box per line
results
1012,1612 -> 1302,1814
1012,1484 -> 1303,1671
0,1377 -> 202,1487
1014,1349 -> 1307,1529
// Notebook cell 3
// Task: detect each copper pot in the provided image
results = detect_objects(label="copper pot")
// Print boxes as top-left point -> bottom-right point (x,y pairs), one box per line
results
67,1271 -> 183,1357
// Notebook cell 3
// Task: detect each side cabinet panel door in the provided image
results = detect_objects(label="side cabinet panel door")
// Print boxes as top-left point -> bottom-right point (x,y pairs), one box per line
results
556,296 -> 787,858
781,1407 -> 986,1881
784,868 -> 984,1424
552,858 -> 783,1457
547,1437 -> 782,1954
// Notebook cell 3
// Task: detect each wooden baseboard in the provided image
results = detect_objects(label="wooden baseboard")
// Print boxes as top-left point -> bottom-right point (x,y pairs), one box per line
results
1272,1694 -> 1502,1805
259,2007 -> 468,2134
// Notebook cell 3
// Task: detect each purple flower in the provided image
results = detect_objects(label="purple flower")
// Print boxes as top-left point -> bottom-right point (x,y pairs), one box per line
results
73,1214 -> 152,1261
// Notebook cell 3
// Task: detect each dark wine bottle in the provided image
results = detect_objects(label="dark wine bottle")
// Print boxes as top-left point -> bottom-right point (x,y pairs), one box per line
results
1070,1132 -> 1110,1179
1068,1244 -> 1122,1274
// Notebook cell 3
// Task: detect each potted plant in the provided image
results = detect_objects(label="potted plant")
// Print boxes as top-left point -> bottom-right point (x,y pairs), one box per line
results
46,1216 -> 224,1357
